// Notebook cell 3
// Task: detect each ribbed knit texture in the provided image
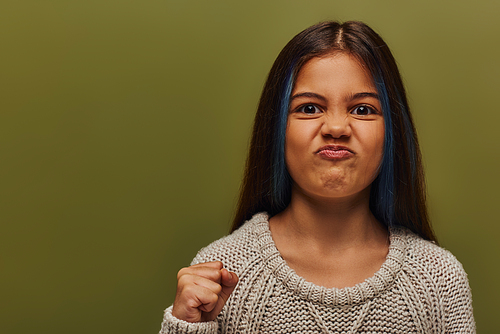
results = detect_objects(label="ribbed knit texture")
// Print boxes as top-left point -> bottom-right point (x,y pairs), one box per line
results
160,213 -> 475,333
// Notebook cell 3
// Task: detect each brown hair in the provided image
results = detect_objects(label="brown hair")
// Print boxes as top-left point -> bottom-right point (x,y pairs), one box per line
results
231,21 -> 437,243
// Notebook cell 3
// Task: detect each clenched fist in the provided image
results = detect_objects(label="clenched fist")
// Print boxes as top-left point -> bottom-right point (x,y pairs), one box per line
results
172,261 -> 239,323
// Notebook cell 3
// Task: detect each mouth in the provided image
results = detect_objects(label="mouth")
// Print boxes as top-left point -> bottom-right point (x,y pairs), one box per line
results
316,145 -> 354,159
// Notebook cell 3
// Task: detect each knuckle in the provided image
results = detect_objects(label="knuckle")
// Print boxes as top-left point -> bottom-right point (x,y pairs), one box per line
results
177,267 -> 190,280
208,292 -> 219,305
213,270 -> 222,281
178,283 -> 198,301
181,283 -> 196,296
213,284 -> 222,295
177,273 -> 194,287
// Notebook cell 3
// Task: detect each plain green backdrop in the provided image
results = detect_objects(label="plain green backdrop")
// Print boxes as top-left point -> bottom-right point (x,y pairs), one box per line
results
1,0 -> 499,333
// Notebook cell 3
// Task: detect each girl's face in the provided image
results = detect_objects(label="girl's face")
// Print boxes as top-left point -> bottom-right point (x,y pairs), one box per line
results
285,53 -> 385,202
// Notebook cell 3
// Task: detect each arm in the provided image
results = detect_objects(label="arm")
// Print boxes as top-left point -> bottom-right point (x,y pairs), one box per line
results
441,258 -> 476,333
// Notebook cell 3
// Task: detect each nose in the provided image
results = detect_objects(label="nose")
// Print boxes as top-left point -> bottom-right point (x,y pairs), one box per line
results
321,112 -> 352,139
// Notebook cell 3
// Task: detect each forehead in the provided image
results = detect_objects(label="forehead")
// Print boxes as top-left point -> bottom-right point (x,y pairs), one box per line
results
293,53 -> 375,94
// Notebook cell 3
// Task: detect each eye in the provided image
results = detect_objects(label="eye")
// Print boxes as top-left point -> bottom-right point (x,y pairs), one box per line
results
297,104 -> 321,114
351,105 -> 377,116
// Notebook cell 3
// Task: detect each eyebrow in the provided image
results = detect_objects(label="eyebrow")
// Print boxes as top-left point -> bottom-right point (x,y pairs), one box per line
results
290,92 -> 327,102
290,91 -> 380,102
348,92 -> 379,100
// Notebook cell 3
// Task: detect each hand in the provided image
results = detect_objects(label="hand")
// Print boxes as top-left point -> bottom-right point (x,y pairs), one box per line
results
172,261 -> 239,323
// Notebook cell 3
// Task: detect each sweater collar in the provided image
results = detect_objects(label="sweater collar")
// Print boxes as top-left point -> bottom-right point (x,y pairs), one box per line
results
251,212 -> 407,307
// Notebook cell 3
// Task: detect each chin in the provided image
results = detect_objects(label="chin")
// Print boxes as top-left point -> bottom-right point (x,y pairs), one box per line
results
302,182 -> 371,203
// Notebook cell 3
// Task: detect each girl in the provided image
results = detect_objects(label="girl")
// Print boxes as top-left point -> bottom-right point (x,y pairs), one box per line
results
160,21 -> 475,333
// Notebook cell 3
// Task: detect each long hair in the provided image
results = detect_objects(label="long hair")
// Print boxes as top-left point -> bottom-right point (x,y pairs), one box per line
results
231,21 -> 436,242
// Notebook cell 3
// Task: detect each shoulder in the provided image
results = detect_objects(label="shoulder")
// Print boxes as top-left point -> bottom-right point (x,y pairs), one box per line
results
401,228 -> 467,277
398,228 -> 471,298
189,213 -> 268,273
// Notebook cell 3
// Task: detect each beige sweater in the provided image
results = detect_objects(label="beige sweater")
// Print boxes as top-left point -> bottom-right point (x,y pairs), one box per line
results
160,213 -> 475,333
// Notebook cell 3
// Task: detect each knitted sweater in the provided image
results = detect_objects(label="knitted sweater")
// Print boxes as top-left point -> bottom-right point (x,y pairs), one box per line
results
160,213 -> 475,333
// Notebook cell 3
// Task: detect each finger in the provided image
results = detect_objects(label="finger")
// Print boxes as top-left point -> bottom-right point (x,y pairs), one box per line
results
190,275 -> 223,295
191,261 -> 223,270
173,284 -> 219,322
220,269 -> 238,287
189,286 -> 219,313
219,269 -> 239,302
178,264 -> 223,283
177,271 -> 223,297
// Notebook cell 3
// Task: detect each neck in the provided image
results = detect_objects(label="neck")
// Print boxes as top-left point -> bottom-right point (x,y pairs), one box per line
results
271,186 -> 388,252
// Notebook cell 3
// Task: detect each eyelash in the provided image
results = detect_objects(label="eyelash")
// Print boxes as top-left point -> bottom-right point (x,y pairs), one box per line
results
296,104 -> 322,114
294,104 -> 379,115
351,105 -> 378,116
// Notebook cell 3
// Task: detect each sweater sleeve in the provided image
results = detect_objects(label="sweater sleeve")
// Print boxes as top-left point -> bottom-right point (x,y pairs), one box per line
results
441,259 -> 476,333
159,306 -> 218,334
404,231 -> 476,333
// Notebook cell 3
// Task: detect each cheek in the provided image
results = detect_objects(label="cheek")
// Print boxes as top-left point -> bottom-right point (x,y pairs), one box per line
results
361,121 -> 384,150
286,120 -> 320,146
284,121 -> 317,173
287,122 -> 311,143
355,122 -> 385,169
285,123 -> 303,155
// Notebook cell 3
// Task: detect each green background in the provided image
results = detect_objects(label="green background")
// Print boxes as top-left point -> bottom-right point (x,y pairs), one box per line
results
1,0 -> 498,333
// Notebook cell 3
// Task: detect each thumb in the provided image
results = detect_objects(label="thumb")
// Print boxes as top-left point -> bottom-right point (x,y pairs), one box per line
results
219,269 -> 238,302
200,268 -> 239,322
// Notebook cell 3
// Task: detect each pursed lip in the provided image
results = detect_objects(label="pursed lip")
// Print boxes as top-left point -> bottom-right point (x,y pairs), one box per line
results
316,145 -> 354,154
316,145 -> 354,159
